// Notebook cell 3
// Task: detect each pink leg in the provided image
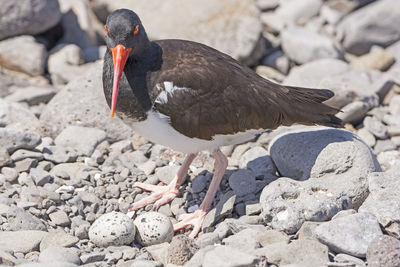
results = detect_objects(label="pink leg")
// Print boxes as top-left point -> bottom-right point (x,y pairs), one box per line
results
174,149 -> 228,238
129,153 -> 197,211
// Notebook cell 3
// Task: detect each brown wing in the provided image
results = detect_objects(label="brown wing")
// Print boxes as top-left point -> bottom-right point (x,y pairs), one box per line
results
150,40 -> 341,140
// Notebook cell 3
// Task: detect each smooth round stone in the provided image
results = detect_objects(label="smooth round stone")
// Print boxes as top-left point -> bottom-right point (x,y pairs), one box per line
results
134,212 -> 174,246
88,212 -> 135,247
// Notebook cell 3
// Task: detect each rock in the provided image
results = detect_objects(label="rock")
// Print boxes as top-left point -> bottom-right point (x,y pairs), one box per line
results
11,149 -> 44,162
0,35 -> 47,76
334,253 -> 366,267
0,128 -> 41,154
30,168 -> 52,186
284,58 -> 349,88
0,99 -> 42,132
39,247 -> 81,265
167,235 -> 199,265
337,0 -> 400,55
0,148 -> 11,167
228,170 -> 256,197
297,221 -> 321,240
374,139 -> 396,154
315,212 -> 383,257
138,160 -> 157,176
89,212 -> 136,247
1,167 -> 18,183
367,235 -> 400,267
0,250 -> 17,266
109,140 -> 133,153
350,46 -> 395,71
94,0 -> 263,65
58,0 -> 101,49
40,229 -> 79,251
337,101 -> 371,125
129,260 -> 162,267
203,191 -> 236,229
261,128 -> 380,234
4,86 -> 57,105
377,150 -> 400,171
262,49 -> 290,74
49,210 -> 71,226
155,165 -> 180,185
134,212 -> 174,246
0,0 -> 61,40
190,175 -> 208,194
269,127 -> 379,180
48,44 -> 88,85
222,229 -> 262,254
256,0 -> 279,10
55,126 -> 107,156
42,145 -> 78,164
363,116 -> 389,139
145,242 -> 169,265
83,46 -> 107,62
0,230 -> 48,253
255,239 -> 329,267
7,207 -> 47,231
40,62 -> 132,141
202,246 -> 259,267
357,128 -> 376,147
281,26 -> 339,64
255,65 -> 285,83
359,171 -> 400,239
80,251 -> 105,264
276,0 -> 323,25
245,203 -> 262,216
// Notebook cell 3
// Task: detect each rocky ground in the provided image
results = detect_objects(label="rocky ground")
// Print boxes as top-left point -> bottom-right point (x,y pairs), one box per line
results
0,0 -> 400,266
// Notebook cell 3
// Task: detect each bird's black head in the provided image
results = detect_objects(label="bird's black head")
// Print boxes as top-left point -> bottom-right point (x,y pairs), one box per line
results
104,9 -> 149,117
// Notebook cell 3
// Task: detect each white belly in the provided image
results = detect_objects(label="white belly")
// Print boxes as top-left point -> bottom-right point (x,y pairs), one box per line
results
120,111 -> 263,153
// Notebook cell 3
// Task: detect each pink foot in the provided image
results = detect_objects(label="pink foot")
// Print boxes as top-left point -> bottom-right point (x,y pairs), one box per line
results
173,209 -> 207,238
128,181 -> 178,211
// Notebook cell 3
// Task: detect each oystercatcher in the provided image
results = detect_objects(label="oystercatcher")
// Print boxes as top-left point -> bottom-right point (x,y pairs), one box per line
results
103,9 -> 342,237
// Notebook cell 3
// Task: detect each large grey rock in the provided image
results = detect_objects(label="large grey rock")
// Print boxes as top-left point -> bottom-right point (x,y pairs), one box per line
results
238,146 -> 277,179
315,212 -> 383,257
255,239 -> 329,267
0,128 -> 41,154
55,126 -> 107,156
359,170 -> 400,239
0,0 -> 61,40
93,0 -> 263,65
39,230 -> 79,252
40,62 -> 132,141
0,230 -> 48,253
30,168 -> 52,186
269,127 -> 379,181
260,127 -> 380,234
281,26 -> 339,64
367,235 -> 400,267
0,35 -> 47,76
337,0 -> 400,55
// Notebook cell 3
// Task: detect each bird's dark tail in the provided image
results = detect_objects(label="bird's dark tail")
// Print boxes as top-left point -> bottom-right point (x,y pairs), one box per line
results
282,86 -> 343,128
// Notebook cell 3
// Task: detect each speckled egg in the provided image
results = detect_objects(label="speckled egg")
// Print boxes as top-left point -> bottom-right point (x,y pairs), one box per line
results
88,212 -> 135,247
134,212 -> 174,246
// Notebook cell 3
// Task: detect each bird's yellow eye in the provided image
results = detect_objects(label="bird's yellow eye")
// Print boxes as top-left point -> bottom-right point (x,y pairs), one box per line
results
104,25 -> 109,35
133,25 -> 139,35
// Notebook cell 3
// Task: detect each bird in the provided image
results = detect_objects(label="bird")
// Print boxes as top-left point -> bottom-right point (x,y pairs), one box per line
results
102,8 -> 342,238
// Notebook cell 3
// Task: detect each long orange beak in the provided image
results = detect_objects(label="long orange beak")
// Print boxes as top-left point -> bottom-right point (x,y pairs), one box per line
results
109,44 -> 132,117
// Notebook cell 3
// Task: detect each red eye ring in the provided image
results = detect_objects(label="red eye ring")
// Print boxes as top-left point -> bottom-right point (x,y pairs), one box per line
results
133,25 -> 139,35
104,25 -> 109,35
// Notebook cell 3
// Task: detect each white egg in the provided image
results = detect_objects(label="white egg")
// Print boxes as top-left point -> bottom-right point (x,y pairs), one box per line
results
88,212 -> 135,247
134,212 -> 174,246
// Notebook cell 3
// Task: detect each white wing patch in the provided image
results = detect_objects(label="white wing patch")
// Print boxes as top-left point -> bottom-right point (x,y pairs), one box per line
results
155,81 -> 188,104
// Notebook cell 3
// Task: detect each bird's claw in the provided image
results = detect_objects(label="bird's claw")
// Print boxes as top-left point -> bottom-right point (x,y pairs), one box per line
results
173,209 -> 207,238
